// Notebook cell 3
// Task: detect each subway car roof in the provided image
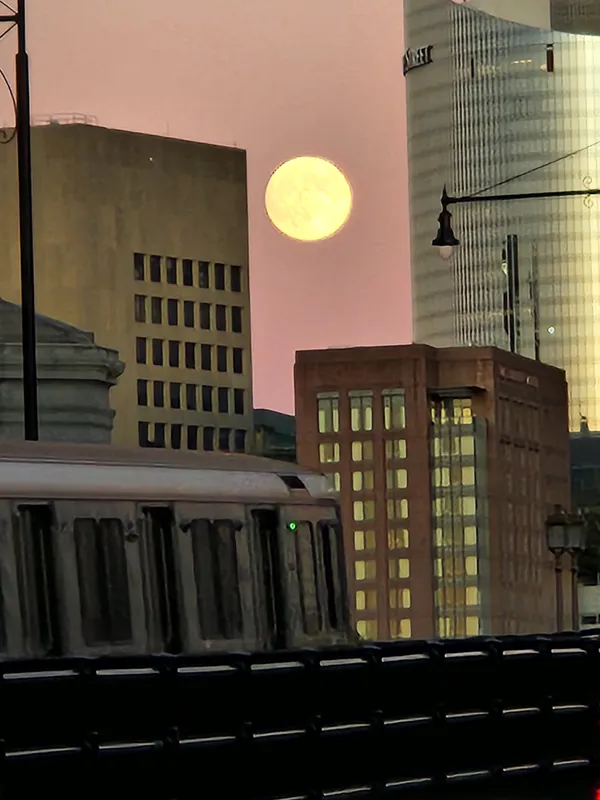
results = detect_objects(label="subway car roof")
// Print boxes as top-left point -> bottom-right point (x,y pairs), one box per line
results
0,440 -> 311,475
0,441 -> 335,503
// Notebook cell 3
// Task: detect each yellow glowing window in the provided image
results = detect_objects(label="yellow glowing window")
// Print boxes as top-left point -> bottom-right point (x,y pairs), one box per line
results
319,442 -> 340,463
354,530 -> 376,550
353,500 -> 375,521
390,618 -> 411,639
461,496 -> 477,516
389,588 -> 411,609
355,560 -> 376,581
349,391 -> 374,432
461,436 -> 474,455
382,390 -> 406,430
465,556 -> 478,576
325,472 -> 340,492
352,470 -> 374,491
351,440 -> 374,461
317,393 -> 339,433
387,498 -> 408,520
433,467 -> 450,487
464,526 -> 477,546
466,616 -> 480,636
389,558 -> 410,579
466,586 -> 480,606
355,590 -> 377,611
388,528 -> 409,549
385,439 -> 407,460
386,468 -> 408,490
356,619 -> 378,640
461,466 -> 475,486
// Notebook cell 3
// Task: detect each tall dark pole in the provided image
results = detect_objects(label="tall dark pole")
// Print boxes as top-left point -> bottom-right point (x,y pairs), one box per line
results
570,558 -> 579,630
554,556 -> 563,632
15,0 -> 38,440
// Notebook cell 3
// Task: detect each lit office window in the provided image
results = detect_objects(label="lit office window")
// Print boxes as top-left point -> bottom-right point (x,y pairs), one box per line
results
353,500 -> 375,521
389,588 -> 411,609
389,558 -> 410,579
383,389 -> 406,430
319,442 -> 340,463
349,390 -> 373,432
351,441 -> 373,461
356,620 -> 377,640
355,560 -> 376,581
317,393 -> 340,433
354,530 -> 376,551
390,619 -> 411,639
352,470 -> 374,491
386,469 -> 408,490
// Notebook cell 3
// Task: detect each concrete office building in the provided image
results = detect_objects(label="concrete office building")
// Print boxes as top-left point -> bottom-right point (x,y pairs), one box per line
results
0,120 -> 252,451
295,344 -> 570,640
405,0 -> 600,432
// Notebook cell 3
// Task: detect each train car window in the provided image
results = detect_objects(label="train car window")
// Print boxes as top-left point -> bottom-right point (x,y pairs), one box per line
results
14,505 -> 61,655
141,507 -> 182,654
190,519 -> 243,639
251,509 -> 285,650
294,522 -> 322,635
319,521 -> 349,632
74,518 -> 132,646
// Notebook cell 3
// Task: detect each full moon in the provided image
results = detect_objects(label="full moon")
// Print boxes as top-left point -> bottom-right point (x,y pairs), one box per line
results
265,156 -> 353,242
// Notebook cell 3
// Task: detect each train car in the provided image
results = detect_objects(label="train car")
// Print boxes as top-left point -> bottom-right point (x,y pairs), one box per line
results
0,441 -> 352,659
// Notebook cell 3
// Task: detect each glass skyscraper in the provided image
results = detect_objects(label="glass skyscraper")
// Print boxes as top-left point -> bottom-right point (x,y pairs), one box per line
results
405,0 -> 600,430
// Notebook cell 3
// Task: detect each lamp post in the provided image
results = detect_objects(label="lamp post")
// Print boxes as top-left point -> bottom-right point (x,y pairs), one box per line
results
545,505 -> 586,631
0,0 -> 38,440
432,184 -> 600,259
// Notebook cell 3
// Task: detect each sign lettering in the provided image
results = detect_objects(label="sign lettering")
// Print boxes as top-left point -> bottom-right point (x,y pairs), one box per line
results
403,45 -> 434,76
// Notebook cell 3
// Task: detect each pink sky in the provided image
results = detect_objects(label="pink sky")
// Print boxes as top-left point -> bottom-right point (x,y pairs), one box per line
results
3,0 -> 410,413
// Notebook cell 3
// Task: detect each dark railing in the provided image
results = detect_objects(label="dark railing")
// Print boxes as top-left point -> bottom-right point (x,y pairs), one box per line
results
2,632 -> 600,798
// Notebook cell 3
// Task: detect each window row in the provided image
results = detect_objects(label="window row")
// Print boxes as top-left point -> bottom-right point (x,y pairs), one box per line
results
134,295 -> 244,334
430,398 -> 473,425
433,496 -> 477,517
138,421 -> 247,452
438,616 -> 480,638
435,586 -> 480,607
2,504 -> 344,657
354,557 -> 410,581
136,338 -> 244,374
433,466 -> 476,488
432,435 -> 475,457
352,498 -> 409,522
319,439 -> 407,464
354,588 -> 411,612
317,389 -> 406,433
134,252 -> 242,293
321,468 -> 409,494
435,525 -> 478,548
354,529 -> 409,551
355,618 -> 411,641
435,556 -> 479,578
137,381 -> 245,415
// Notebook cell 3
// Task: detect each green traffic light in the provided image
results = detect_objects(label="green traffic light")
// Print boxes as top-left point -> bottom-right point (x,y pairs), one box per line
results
287,521 -> 297,531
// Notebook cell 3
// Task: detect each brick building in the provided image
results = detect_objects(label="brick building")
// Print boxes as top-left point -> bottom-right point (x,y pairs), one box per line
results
295,344 -> 570,640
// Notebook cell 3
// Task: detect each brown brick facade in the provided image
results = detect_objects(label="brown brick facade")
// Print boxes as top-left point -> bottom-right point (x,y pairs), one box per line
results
295,344 -> 570,640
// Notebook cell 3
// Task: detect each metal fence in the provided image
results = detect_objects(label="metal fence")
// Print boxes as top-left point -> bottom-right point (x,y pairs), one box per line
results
2,632 -> 600,798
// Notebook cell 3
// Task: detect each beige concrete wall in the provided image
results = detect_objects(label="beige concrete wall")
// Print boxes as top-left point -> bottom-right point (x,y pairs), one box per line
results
0,123 -> 252,449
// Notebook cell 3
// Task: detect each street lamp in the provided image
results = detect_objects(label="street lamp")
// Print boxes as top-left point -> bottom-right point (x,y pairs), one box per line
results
0,0 -> 38,440
545,504 -> 586,631
431,184 -> 600,261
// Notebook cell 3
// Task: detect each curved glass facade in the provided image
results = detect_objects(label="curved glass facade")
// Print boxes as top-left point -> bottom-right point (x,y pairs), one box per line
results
405,0 -> 600,430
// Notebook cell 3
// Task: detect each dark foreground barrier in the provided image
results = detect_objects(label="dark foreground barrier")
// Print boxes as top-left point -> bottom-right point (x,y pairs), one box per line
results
1,631 -> 600,798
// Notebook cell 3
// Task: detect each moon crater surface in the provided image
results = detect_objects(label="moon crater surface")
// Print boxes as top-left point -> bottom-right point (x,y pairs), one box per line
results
265,156 -> 353,242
